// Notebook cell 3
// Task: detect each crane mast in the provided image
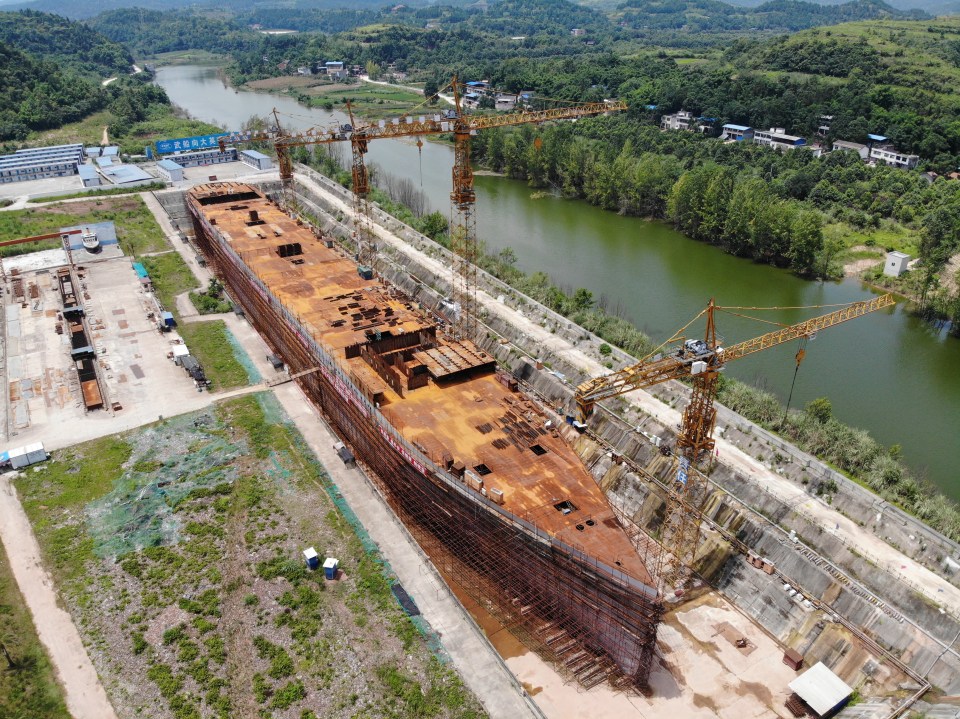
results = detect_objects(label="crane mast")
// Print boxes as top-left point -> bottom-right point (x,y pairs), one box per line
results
220,80 -> 627,338
575,294 -> 895,591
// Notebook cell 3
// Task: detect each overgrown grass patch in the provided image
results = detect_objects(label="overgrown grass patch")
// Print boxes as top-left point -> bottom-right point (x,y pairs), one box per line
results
14,396 -> 487,718
141,252 -> 197,310
0,545 -> 69,719
0,195 -> 169,257
177,321 -> 249,390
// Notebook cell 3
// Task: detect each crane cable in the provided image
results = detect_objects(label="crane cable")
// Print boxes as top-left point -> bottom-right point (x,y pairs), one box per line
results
782,336 -> 809,426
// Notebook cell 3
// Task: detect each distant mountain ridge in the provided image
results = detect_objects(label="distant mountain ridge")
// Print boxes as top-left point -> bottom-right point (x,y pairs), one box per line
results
721,0 -> 954,13
617,0 -> 927,32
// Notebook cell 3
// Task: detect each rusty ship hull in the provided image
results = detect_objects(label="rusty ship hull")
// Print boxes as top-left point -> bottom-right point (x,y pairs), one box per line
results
187,183 -> 662,689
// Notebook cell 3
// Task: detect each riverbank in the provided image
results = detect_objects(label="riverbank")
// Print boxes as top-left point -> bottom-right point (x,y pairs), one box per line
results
152,64 -> 960,498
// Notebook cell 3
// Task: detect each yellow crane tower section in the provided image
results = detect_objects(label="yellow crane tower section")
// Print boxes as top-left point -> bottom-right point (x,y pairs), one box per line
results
574,294 -> 896,592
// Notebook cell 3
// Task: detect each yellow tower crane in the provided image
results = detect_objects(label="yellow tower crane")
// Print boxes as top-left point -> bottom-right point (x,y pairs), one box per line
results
574,294 -> 896,592
219,79 -> 627,337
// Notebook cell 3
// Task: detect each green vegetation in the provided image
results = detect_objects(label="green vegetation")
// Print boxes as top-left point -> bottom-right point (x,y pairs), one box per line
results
178,322 -> 249,390
0,9 -> 221,148
0,195 -> 169,258
141,252 -> 196,306
189,278 -> 233,315
292,83 -> 427,122
0,545 -> 69,719
14,396 -> 486,718
141,251 -> 248,391
0,10 -> 131,78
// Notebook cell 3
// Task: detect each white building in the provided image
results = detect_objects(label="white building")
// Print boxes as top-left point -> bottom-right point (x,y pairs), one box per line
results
157,159 -> 185,182
660,110 -> 695,131
870,146 -> 919,170
832,140 -> 869,160
325,61 -> 346,80
753,128 -> 806,151
239,149 -> 272,171
884,251 -> 911,277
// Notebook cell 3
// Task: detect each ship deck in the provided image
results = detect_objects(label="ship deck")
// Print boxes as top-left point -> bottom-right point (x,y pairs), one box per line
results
191,183 -> 655,588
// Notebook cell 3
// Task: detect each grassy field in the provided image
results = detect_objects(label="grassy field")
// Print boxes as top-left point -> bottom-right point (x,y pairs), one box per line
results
147,49 -> 228,66
28,106 -> 222,156
304,83 -> 428,121
140,251 -> 249,390
178,321 -> 250,390
0,195 -> 170,257
15,395 -> 486,719
825,220 -> 920,264
0,543 -> 70,719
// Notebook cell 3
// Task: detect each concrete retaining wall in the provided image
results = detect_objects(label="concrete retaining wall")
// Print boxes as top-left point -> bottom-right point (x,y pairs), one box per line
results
155,172 -> 960,693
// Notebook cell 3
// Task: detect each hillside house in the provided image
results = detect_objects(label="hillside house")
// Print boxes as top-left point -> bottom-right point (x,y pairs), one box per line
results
754,128 -> 806,151
660,110 -> 695,131
832,140 -> 869,160
721,124 -> 753,142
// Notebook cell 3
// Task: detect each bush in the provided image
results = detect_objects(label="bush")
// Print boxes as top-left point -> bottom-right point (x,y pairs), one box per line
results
270,680 -> 306,710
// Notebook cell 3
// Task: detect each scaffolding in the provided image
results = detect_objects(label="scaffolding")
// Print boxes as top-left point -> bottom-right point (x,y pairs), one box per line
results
187,183 -> 663,691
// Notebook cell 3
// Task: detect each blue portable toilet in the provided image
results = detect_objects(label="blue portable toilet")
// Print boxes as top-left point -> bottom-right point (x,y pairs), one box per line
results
302,547 -> 319,570
323,557 -> 339,580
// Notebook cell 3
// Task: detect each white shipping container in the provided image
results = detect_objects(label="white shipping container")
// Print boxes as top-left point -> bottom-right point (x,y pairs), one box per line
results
8,446 -> 28,469
24,442 -> 46,464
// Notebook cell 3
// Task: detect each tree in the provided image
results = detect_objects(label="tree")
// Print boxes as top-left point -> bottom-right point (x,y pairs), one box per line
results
788,210 -> 824,276
572,287 -> 594,310
423,76 -> 439,105
806,397 -> 832,423
365,60 -> 381,80
419,211 -> 448,241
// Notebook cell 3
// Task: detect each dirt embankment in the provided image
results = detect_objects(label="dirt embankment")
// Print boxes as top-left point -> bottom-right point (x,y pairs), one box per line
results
842,245 -> 884,277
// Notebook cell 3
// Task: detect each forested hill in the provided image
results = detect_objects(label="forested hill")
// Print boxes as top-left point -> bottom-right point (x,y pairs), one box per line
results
88,8 -> 258,56
5,0 -> 410,21
618,0 -> 925,34
0,43 -> 106,138
0,9 -> 132,76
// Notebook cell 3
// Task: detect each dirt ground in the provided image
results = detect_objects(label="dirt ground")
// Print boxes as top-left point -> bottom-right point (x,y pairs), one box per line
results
842,246 -> 884,277
495,593 -> 797,719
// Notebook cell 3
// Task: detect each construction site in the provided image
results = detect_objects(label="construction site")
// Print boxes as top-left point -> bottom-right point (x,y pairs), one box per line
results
3,79 -> 960,719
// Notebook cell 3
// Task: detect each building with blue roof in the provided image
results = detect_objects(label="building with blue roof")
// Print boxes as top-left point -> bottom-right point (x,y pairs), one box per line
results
77,165 -> 101,187
100,164 -> 155,187
0,143 -> 86,183
721,124 -> 754,142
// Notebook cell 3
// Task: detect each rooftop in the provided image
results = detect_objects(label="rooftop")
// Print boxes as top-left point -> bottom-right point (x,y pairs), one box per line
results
788,662 -> 852,716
